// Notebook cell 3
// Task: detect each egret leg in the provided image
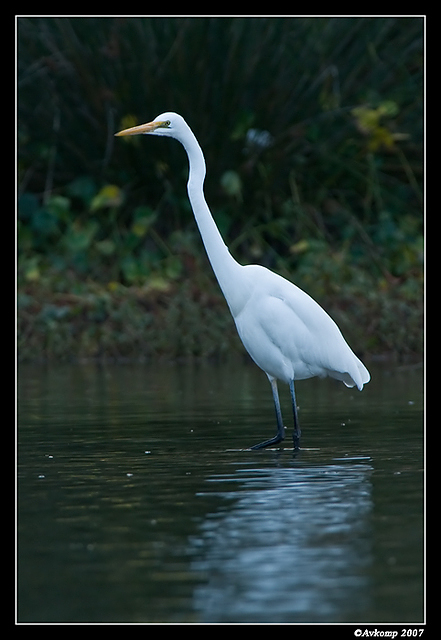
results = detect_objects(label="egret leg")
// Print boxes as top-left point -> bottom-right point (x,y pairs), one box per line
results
289,379 -> 301,449
250,378 -> 285,450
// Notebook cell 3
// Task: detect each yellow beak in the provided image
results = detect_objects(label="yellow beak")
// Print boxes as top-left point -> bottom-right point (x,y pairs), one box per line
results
114,120 -> 167,137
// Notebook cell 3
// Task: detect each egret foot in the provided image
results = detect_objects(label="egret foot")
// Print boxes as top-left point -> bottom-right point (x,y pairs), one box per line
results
250,432 -> 285,450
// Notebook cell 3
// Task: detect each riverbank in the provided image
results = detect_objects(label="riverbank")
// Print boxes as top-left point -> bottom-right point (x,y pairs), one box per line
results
17,268 -> 423,364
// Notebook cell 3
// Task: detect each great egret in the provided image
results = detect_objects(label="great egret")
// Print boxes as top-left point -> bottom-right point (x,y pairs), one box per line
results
115,112 -> 370,450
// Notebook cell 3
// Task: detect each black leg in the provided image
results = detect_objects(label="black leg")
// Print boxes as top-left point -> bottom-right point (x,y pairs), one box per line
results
250,378 -> 285,450
289,379 -> 301,449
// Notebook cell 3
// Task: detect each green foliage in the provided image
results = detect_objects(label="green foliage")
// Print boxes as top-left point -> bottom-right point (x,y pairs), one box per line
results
17,17 -> 423,361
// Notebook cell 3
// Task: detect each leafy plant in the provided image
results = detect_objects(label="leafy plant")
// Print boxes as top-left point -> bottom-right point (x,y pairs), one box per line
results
17,17 -> 423,361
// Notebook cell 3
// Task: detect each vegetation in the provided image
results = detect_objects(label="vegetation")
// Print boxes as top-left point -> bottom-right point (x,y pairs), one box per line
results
17,17 -> 424,362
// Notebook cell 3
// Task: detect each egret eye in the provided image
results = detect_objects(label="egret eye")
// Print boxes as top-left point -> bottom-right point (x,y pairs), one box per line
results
163,120 -> 171,128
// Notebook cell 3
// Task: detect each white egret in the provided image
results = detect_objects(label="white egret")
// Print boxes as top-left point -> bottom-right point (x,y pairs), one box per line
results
115,112 -> 370,450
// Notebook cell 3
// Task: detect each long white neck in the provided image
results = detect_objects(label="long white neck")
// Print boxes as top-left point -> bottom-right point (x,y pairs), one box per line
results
179,126 -> 244,314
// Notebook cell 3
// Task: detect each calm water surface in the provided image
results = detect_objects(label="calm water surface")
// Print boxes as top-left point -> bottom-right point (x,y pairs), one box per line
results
17,361 -> 424,623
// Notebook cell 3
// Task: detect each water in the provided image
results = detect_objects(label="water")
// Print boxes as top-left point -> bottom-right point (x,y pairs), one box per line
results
17,361 -> 424,623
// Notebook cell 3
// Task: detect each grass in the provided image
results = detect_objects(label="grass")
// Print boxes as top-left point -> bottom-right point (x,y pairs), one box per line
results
17,17 -> 424,363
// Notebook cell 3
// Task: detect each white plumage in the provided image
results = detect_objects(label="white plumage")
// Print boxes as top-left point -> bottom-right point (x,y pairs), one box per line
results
115,112 -> 370,449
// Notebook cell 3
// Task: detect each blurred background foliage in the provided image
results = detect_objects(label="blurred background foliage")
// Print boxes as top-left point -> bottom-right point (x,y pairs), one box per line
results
17,16 -> 424,362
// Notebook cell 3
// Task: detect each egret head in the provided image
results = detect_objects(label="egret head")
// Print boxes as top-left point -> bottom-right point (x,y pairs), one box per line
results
115,112 -> 187,141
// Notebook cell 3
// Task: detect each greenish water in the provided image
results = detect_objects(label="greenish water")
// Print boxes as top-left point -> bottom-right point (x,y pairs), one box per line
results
17,361 -> 424,623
